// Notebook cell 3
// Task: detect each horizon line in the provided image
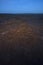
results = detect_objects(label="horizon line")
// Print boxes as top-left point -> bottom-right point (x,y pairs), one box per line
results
0,13 -> 43,14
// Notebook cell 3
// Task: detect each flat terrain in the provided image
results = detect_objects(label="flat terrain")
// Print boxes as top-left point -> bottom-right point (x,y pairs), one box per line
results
0,14 -> 43,65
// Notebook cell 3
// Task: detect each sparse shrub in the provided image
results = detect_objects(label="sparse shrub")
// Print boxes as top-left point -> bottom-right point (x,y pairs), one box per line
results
0,19 -> 43,65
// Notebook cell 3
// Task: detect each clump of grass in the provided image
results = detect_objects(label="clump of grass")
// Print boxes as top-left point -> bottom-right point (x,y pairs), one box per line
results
0,22 -> 42,65
0,22 -> 39,48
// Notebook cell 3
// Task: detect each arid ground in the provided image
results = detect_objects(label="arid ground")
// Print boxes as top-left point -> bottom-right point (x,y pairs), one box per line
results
0,14 -> 43,65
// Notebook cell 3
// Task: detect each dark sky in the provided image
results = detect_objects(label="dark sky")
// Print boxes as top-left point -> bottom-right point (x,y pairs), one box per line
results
0,0 -> 43,13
